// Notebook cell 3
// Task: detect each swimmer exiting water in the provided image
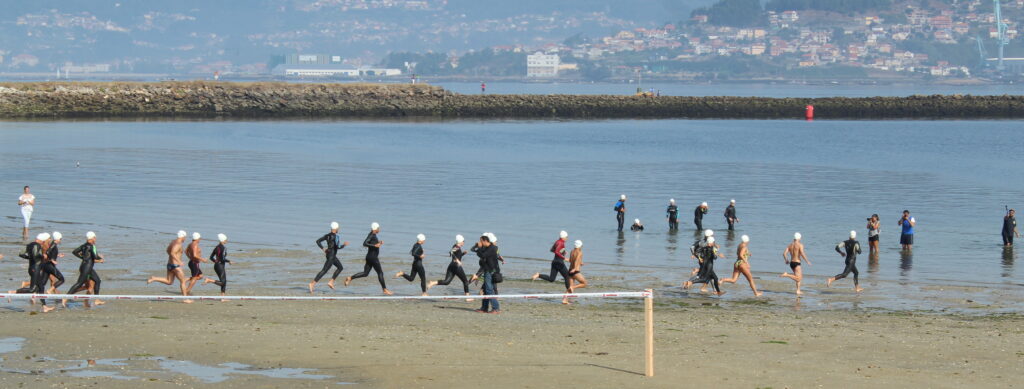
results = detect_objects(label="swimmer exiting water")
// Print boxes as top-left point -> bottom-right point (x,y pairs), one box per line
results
724,199 -> 738,231
532,231 -> 572,294
683,236 -> 726,296
309,222 -> 349,293
631,219 -> 644,231
65,232 -> 104,306
427,235 -> 471,299
185,232 -> 206,296
694,202 -> 708,231
781,232 -> 810,296
147,230 -> 191,303
203,234 -> 231,300
614,195 -> 627,232
564,240 -> 587,305
666,199 -> 679,230
344,222 -> 393,295
719,235 -> 762,297
396,234 -> 429,296
827,231 -> 863,292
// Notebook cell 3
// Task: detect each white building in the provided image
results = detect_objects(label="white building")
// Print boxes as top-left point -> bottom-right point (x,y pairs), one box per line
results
527,52 -> 560,77
272,64 -> 402,77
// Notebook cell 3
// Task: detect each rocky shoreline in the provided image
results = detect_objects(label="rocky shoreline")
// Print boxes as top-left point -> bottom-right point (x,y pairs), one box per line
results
1,81 -> 1022,119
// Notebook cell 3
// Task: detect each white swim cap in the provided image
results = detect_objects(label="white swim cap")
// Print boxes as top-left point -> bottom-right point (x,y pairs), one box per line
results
741,235 -> 749,243
36,233 -> 50,241
701,202 -> 708,207
218,233 -> 227,242
559,230 -> 568,239
850,230 -> 857,239
670,198 -> 675,204
417,233 -> 426,242
486,233 -> 497,243
620,194 -> 626,200
707,237 -> 715,244
86,231 -> 96,240
574,240 -> 583,248
704,229 -> 714,237
371,222 -> 380,230
192,232 -> 201,240
794,232 -> 802,240
731,199 -> 736,204
455,234 -> 465,243
52,231 -> 62,240
177,230 -> 187,239
330,221 -> 339,230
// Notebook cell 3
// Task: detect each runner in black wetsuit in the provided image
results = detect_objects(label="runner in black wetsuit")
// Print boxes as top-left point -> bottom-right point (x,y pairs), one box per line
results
203,234 -> 231,299
309,222 -> 348,293
42,232 -> 66,292
532,231 -> 571,291
827,231 -> 863,292
683,236 -> 726,296
694,202 -> 708,231
12,234 -> 48,307
666,199 -> 679,230
344,223 -> 392,295
428,235 -> 471,296
65,231 -> 105,306
724,199 -> 738,231
396,234 -> 428,295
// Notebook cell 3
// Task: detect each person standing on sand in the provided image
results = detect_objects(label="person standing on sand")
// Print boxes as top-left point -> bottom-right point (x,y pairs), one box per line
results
898,210 -> 916,251
65,231 -> 105,307
1003,209 -> 1019,247
719,235 -> 762,297
564,240 -> 587,305
532,231 -> 571,294
827,230 -> 863,292
683,236 -> 726,296
427,235 -> 471,299
18,186 -> 35,238
475,234 -> 501,314
147,230 -> 192,303
310,222 -> 349,293
396,234 -> 429,296
614,195 -> 627,232
185,232 -> 206,296
867,214 -> 880,254
694,202 -> 708,231
724,199 -> 738,231
203,234 -> 231,300
666,199 -> 679,230
344,222 -> 392,295
781,232 -> 810,296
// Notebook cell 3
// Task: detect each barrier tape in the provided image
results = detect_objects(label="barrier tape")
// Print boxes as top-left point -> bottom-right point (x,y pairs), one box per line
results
0,291 -> 650,302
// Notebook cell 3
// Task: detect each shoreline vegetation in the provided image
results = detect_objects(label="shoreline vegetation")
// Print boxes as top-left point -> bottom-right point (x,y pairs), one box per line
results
1,81 -> 1023,119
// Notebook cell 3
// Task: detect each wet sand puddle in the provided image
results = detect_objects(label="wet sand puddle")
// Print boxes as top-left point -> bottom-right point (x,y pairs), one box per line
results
0,337 -> 350,384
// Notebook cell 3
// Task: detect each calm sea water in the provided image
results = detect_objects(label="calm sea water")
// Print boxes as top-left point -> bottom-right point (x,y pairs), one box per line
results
1,119 -> 1022,310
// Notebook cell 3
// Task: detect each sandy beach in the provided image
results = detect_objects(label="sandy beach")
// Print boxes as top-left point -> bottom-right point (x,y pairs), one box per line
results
0,281 -> 1021,388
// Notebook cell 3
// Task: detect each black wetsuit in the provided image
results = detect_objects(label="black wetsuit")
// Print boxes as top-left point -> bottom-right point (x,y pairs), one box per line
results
538,240 -> 571,289
724,205 -> 737,230
314,232 -> 347,282
688,244 -> 721,293
15,242 -> 46,296
435,244 -> 469,293
41,243 -> 65,290
631,224 -> 644,231
401,242 -> 427,292
350,231 -> 387,289
210,243 -> 230,293
1004,215 -> 1017,246
694,206 -> 707,231
615,200 -> 626,232
833,239 -> 862,285
67,242 -> 101,295
667,204 -> 679,230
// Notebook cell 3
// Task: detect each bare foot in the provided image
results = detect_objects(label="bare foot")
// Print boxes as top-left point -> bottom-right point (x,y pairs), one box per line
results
426,281 -> 438,289
795,290 -> 803,296
465,293 -> 474,302
382,289 -> 393,296
699,287 -> 708,293
308,282 -> 316,294
394,272 -> 404,279
146,278 -> 154,284
61,299 -> 68,308
562,299 -> 570,305
42,305 -> 55,313
531,273 -> 540,281
780,272 -> 789,278
826,277 -> 834,287
855,287 -> 864,293
344,277 -> 352,287
94,299 -> 105,306
327,279 -> 336,290
682,281 -> 692,289
716,291 -> 727,296
220,299 -> 229,302
421,292 -> 428,296
183,299 -> 193,304
754,291 -> 764,297
204,278 -> 216,284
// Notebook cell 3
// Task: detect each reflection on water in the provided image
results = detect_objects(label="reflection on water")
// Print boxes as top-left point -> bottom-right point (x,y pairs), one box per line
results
1003,247 -> 1015,278
900,250 -> 914,279
868,252 -> 880,274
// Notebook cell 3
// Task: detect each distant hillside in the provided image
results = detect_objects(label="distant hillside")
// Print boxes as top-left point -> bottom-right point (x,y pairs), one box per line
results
764,0 -> 893,13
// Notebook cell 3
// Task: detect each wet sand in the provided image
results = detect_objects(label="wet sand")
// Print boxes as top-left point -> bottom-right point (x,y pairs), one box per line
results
0,284 -> 1021,388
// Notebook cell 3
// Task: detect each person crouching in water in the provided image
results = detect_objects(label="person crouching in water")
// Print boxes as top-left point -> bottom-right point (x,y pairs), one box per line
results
631,219 -> 644,231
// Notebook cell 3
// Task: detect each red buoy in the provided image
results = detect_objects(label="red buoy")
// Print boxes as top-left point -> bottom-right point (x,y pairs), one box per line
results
805,105 -> 814,120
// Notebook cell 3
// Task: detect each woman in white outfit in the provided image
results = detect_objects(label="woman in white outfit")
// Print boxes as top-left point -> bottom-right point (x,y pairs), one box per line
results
18,186 -> 35,235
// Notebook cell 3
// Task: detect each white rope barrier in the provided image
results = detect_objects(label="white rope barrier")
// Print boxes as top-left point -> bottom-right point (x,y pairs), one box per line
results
0,291 -> 649,301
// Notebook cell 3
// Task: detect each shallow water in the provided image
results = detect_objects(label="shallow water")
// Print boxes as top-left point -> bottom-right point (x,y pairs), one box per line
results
1,119 -> 1022,311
